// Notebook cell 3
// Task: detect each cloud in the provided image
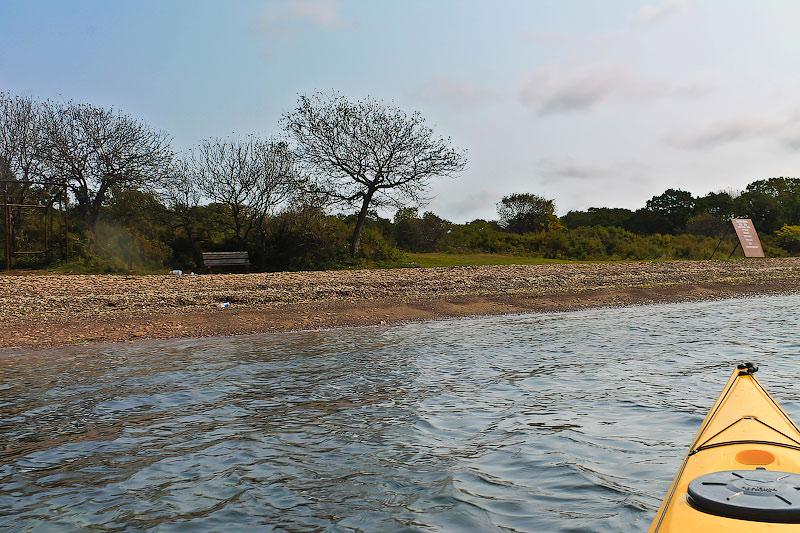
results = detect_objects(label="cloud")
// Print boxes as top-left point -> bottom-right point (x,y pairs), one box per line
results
782,110 -> 800,150
258,0 -> 344,33
539,160 -> 603,181
433,189 -> 499,220
409,76 -> 499,110
532,159 -> 655,213
665,119 -> 785,150
634,0 -> 688,27
537,158 -> 651,183
289,0 -> 341,28
784,136 -> 800,151
516,30 -> 574,46
519,64 -> 706,115
542,69 -> 642,114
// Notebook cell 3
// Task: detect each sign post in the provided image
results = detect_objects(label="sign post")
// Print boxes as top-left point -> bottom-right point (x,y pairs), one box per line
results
731,218 -> 765,258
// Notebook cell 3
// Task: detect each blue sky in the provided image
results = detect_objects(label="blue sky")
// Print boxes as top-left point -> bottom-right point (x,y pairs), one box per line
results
2,0 -> 800,221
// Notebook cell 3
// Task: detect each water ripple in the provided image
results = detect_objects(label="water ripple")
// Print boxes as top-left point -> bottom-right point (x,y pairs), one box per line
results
2,294 -> 800,531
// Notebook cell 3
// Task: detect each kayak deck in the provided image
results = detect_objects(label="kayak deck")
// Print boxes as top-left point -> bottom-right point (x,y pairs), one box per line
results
650,363 -> 800,532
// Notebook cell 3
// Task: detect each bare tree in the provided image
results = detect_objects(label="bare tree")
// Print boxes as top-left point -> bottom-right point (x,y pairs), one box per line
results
164,157 -> 202,213
0,93 -> 49,257
39,100 -> 173,229
188,136 -> 299,250
0,92 -> 44,184
0,156 -> 11,181
284,92 -> 466,255
162,156 -> 204,249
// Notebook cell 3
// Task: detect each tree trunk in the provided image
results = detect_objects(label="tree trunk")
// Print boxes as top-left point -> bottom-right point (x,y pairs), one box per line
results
90,189 -> 108,230
231,205 -> 247,252
259,225 -> 268,271
89,181 -> 110,231
350,189 -> 375,256
71,185 -> 90,228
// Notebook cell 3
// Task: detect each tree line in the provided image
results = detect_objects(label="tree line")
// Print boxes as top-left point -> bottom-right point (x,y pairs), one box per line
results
0,91 -> 465,270
490,184 -> 800,259
2,90 -> 799,272
561,183 -> 800,237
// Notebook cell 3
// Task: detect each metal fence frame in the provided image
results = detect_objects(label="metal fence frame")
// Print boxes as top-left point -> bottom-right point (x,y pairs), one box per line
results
2,180 -> 69,270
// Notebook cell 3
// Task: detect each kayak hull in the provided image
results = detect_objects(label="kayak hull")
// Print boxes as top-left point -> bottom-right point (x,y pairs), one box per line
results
650,365 -> 800,532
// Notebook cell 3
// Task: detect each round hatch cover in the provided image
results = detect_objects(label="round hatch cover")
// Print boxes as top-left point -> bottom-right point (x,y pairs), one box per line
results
688,468 -> 800,523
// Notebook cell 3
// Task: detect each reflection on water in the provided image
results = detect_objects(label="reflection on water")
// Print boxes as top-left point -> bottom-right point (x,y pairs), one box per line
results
2,295 -> 800,531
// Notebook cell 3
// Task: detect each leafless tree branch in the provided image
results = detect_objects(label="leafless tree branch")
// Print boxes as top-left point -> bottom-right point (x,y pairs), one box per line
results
39,100 -> 173,229
187,136 -> 301,250
284,91 -> 466,254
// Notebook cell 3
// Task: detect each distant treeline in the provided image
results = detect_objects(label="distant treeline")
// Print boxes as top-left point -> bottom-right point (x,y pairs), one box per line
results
2,91 -> 800,272
7,175 -> 800,272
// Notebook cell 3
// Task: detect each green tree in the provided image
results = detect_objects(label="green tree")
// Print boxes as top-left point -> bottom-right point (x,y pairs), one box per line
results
560,207 -> 634,229
685,212 -> 727,237
393,208 -> 450,252
496,193 -> 561,234
696,191 -> 736,220
416,211 -> 451,252
745,177 -> 800,225
643,188 -> 696,233
688,191 -> 737,236
393,207 -> 419,250
735,190 -> 784,233
624,208 -> 672,235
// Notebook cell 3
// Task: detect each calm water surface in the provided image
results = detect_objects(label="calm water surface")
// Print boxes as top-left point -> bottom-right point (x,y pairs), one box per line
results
3,295 -> 800,532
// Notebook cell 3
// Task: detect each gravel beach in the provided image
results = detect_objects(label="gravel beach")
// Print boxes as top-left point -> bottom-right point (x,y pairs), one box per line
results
2,258 -> 800,348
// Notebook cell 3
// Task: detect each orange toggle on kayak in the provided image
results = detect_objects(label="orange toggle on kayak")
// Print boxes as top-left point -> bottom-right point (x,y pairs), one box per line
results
650,363 -> 800,531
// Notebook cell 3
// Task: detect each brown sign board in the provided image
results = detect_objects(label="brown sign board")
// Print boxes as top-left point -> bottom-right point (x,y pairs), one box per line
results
731,218 -> 765,258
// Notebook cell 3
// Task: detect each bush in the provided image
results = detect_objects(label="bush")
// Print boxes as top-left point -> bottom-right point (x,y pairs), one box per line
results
775,225 -> 800,254
263,208 -> 351,271
358,225 -> 404,265
89,222 -> 172,272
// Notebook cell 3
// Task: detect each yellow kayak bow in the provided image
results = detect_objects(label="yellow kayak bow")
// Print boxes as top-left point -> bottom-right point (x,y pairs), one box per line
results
650,363 -> 800,532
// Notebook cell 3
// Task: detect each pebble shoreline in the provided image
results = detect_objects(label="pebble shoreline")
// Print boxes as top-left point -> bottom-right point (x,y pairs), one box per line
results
2,258 -> 800,349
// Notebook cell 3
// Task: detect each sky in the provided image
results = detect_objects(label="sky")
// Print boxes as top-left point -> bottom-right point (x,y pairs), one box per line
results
2,0 -> 800,222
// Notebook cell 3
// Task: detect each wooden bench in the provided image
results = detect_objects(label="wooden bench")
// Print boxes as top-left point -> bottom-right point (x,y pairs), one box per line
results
202,251 -> 251,273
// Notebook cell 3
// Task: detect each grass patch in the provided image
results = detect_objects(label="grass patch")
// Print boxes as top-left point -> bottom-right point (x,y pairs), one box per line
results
402,252 -> 600,267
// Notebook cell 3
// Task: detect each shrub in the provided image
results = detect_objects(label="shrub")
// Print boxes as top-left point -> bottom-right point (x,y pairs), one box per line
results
90,222 -> 171,272
775,225 -> 800,254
